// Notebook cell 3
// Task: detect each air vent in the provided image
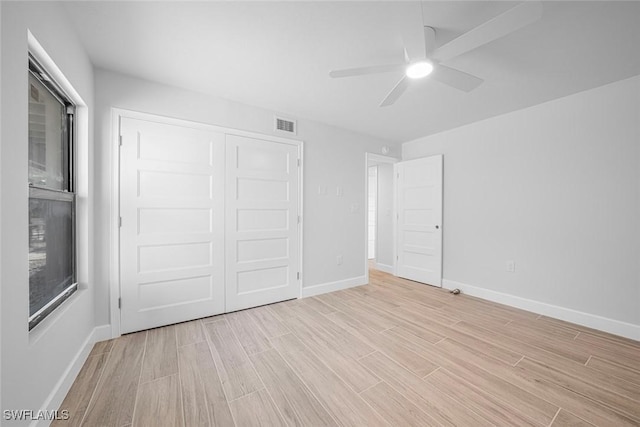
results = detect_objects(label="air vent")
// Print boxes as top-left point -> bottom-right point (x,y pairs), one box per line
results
275,116 -> 297,135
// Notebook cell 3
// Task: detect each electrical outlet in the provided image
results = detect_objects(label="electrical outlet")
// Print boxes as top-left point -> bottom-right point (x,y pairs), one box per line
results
337,255 -> 343,265
336,186 -> 343,196
506,260 -> 515,273
318,185 -> 327,195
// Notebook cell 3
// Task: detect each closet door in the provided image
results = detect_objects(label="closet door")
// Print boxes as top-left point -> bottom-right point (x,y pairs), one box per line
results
119,117 -> 225,333
225,134 -> 301,311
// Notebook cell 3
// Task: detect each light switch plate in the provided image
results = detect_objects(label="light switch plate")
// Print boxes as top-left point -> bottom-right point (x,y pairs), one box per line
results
506,260 -> 515,273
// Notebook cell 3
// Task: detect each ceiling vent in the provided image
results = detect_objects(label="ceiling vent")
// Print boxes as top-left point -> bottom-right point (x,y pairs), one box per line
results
275,116 -> 297,135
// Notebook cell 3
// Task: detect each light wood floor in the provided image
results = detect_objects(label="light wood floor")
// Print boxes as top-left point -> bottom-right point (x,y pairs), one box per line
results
54,269 -> 640,427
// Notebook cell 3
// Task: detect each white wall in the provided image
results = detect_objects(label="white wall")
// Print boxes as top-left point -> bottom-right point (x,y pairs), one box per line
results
375,163 -> 395,271
403,75 -> 640,337
93,69 -> 395,325
1,1 -> 97,423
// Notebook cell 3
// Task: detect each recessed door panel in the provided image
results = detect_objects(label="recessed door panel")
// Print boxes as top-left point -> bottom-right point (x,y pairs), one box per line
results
237,238 -> 288,263
138,242 -> 211,273
138,208 -> 212,235
138,276 -> 213,310
237,209 -> 288,231
237,178 -> 289,201
237,144 -> 289,173
237,266 -> 289,294
138,128 -> 212,166
138,170 -> 211,199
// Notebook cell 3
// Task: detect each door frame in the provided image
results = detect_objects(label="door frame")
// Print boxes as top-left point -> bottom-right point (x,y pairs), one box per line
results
364,153 -> 398,285
109,108 -> 304,338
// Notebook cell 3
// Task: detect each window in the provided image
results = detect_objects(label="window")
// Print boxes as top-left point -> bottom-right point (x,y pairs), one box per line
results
28,55 -> 77,330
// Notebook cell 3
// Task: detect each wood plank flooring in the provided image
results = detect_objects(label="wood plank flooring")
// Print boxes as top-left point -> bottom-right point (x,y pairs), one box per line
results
54,269 -> 640,427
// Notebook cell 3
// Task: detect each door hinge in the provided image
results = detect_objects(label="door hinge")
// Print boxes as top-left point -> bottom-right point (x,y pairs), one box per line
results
297,215 -> 301,224
297,158 -> 301,167
297,272 -> 300,280
118,297 -> 121,309
119,217 -> 122,227
119,135 -> 123,146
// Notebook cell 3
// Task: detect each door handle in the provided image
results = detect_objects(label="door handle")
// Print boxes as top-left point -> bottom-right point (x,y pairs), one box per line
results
435,225 -> 440,229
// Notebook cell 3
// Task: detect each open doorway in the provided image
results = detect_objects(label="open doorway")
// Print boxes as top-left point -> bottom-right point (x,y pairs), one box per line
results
365,153 -> 398,281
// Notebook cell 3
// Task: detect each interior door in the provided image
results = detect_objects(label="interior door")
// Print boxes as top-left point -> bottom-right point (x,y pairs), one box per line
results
119,117 -> 225,333
225,134 -> 301,312
395,155 -> 443,286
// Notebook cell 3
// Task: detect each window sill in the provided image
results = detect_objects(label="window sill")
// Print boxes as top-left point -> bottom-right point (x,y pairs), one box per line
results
28,286 -> 87,346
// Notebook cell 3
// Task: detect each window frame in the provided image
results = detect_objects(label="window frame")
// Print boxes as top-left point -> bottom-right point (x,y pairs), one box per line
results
28,54 -> 78,331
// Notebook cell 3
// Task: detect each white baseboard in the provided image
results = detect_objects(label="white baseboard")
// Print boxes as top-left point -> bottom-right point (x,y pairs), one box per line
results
374,262 -> 394,274
443,279 -> 640,341
92,324 -> 113,342
34,324 -> 112,427
301,275 -> 367,298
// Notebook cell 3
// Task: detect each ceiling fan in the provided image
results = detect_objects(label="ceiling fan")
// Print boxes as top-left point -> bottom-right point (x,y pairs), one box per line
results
329,1 -> 543,107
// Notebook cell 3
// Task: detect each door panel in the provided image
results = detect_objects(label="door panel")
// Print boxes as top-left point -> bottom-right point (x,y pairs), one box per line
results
120,117 -> 225,333
396,155 -> 443,286
225,134 -> 300,311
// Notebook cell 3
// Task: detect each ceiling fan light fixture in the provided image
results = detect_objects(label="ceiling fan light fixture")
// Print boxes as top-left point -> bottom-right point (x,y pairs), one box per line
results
405,61 -> 434,79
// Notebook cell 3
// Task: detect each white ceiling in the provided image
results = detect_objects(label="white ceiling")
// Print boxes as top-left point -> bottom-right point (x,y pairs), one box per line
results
63,1 -> 640,143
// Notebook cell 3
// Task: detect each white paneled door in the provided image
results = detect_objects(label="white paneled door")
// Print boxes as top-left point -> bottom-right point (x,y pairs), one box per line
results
395,155 -> 443,287
119,117 -> 225,333
225,134 -> 301,311
119,114 -> 302,333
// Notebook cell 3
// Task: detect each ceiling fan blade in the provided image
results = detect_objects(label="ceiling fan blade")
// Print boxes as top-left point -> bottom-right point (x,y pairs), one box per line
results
329,63 -> 405,78
401,1 -> 428,61
380,76 -> 409,107
432,1 -> 542,62
431,64 -> 484,92
424,26 -> 436,57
